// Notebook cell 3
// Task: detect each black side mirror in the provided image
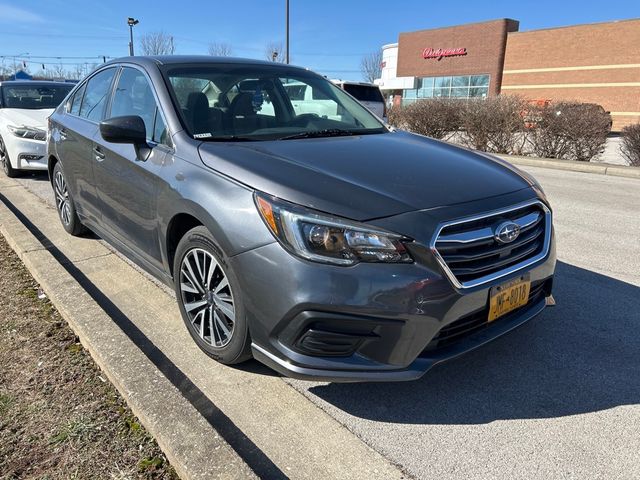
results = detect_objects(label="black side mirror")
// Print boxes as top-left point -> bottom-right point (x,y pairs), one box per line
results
100,116 -> 147,145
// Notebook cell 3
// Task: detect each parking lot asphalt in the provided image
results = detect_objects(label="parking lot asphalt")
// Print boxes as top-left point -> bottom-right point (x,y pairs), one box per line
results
10,164 -> 640,480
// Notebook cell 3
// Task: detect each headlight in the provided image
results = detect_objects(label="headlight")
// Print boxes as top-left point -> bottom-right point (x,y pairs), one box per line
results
7,125 -> 47,141
255,193 -> 413,266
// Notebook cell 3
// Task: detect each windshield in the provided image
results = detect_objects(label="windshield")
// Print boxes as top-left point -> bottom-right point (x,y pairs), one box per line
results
164,64 -> 387,140
1,84 -> 73,109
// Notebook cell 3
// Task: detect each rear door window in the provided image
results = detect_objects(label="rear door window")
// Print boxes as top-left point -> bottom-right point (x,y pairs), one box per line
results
79,68 -> 116,122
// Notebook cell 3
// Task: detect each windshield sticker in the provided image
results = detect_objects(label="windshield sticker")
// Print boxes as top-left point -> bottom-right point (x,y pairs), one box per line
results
193,133 -> 213,139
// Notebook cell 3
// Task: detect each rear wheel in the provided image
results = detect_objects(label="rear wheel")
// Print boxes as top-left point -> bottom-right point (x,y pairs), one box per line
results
52,162 -> 86,236
173,226 -> 252,364
0,136 -> 20,178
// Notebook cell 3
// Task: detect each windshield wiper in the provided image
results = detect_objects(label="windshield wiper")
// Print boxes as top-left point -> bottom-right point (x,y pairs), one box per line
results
197,135 -> 257,142
278,129 -> 355,140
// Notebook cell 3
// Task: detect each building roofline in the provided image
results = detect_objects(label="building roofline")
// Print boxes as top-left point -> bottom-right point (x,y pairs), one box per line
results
399,18 -> 518,37
508,17 -> 640,35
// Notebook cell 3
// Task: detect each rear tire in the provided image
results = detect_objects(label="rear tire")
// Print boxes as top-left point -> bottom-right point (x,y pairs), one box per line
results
52,162 -> 87,236
173,226 -> 252,364
0,136 -> 20,178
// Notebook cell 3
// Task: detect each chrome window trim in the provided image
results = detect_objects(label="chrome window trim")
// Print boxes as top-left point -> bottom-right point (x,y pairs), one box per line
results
430,199 -> 552,290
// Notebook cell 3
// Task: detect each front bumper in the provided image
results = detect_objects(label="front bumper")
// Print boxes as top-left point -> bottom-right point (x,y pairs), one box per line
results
8,137 -> 47,170
232,191 -> 557,382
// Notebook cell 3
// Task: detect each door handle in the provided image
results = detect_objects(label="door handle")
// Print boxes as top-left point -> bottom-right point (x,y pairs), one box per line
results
92,146 -> 105,162
59,129 -> 68,140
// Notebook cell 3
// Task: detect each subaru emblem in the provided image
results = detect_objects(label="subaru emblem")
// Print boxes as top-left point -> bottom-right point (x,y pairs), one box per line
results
494,221 -> 521,244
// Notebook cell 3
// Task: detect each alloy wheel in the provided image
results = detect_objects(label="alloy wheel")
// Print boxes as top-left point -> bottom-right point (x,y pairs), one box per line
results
54,170 -> 72,226
0,141 -> 8,175
179,248 -> 235,348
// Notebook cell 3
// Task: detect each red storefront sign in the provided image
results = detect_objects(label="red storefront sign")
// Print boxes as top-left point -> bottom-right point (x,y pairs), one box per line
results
422,47 -> 467,60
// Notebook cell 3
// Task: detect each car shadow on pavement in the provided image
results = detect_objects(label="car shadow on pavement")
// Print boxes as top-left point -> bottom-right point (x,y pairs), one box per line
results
20,171 -> 49,180
308,261 -> 640,424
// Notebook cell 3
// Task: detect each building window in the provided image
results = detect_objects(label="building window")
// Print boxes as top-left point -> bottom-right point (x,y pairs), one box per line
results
402,74 -> 489,104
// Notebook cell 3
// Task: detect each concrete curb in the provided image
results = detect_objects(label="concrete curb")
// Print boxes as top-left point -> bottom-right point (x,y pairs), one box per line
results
0,177 -> 408,480
497,154 -> 640,179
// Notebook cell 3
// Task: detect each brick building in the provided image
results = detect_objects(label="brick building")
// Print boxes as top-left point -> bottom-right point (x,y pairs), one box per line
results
376,18 -> 640,131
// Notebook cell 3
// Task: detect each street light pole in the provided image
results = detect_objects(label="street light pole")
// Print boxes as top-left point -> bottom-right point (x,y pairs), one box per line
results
128,17 -> 139,56
285,0 -> 290,64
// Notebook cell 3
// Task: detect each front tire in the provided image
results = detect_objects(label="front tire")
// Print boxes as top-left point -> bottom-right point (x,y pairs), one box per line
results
173,226 -> 252,364
52,162 -> 86,236
0,136 -> 20,178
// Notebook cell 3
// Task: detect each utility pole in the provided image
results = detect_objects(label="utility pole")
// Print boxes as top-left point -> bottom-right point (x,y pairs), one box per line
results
285,0 -> 290,64
128,17 -> 139,56
11,53 -> 29,76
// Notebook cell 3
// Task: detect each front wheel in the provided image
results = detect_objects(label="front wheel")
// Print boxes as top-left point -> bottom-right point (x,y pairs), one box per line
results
173,226 -> 252,364
52,162 -> 87,236
0,136 -> 20,178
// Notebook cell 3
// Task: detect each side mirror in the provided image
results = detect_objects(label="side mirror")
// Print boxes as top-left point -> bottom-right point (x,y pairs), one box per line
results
100,116 -> 147,145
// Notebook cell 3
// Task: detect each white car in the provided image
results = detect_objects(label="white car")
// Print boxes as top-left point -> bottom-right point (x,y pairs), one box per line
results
282,81 -> 340,119
332,81 -> 386,120
0,81 -> 73,177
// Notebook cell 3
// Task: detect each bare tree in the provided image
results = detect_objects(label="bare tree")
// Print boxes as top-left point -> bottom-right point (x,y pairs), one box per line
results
69,63 -> 86,80
49,64 -> 67,80
208,42 -> 233,57
140,31 -> 176,55
0,65 -> 11,80
360,50 -> 382,83
265,41 -> 286,63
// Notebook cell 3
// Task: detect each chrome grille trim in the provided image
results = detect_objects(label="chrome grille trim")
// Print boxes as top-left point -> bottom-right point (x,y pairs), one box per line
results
430,200 -> 552,289
436,210 -> 543,244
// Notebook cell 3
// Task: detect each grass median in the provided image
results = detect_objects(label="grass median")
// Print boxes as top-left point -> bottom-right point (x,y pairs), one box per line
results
0,234 -> 178,479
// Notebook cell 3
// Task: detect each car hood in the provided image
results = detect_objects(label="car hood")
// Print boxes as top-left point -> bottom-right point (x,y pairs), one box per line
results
198,130 -> 534,221
0,108 -> 53,129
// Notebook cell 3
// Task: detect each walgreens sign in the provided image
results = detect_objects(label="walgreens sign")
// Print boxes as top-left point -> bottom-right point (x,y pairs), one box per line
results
422,47 -> 467,60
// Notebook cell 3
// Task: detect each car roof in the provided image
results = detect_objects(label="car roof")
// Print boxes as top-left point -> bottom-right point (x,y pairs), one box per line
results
0,80 -> 74,87
103,55 -> 311,72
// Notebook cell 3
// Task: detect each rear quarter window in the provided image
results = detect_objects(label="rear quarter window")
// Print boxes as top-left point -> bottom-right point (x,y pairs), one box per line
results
69,83 -> 87,115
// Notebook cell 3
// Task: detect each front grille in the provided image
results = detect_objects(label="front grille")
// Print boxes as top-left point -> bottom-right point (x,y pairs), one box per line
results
422,279 -> 549,353
434,202 -> 549,286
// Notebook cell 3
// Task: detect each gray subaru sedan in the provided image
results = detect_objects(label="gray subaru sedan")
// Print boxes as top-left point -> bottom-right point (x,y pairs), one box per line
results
47,56 -> 555,382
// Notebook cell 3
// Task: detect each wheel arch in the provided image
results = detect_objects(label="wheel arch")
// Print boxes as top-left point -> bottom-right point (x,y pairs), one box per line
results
165,212 -> 205,278
47,154 -> 58,183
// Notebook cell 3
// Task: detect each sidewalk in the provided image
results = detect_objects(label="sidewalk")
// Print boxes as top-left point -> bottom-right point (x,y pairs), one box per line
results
497,154 -> 640,179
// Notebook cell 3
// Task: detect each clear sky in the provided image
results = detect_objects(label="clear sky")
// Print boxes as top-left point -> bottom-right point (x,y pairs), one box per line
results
1,0 -> 638,80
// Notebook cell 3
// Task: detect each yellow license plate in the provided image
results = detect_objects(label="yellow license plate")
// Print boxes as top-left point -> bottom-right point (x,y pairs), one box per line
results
488,275 -> 531,322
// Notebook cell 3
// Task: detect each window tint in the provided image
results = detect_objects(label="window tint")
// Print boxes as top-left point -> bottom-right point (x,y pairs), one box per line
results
341,84 -> 384,103
79,68 -> 116,121
70,83 -> 87,115
1,84 -> 72,109
111,67 -> 159,140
